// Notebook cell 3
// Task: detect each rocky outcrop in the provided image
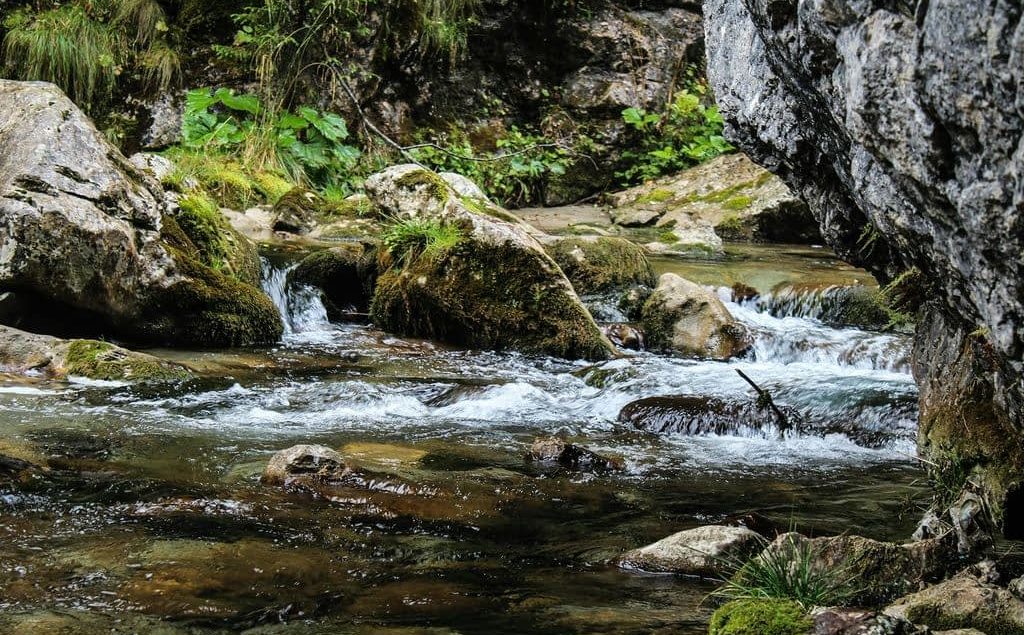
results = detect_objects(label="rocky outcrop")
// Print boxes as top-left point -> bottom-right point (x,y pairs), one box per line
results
0,80 -> 282,346
608,153 -> 818,243
366,165 -> 615,360
704,1 -> 1024,535
640,273 -> 751,359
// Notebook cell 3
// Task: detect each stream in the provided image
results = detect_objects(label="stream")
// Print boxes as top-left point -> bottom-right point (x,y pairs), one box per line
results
0,244 -> 929,634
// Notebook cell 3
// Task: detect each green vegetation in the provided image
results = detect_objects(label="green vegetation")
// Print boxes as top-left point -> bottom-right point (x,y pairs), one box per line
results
617,76 -> 734,185
409,126 -> 578,208
714,533 -> 855,609
63,339 -> 189,382
2,0 -> 178,111
546,237 -> 657,295
708,599 -> 812,635
635,188 -> 675,204
176,191 -> 260,285
382,216 -> 464,263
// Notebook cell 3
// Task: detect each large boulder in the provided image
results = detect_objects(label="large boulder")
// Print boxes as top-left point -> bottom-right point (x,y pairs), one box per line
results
608,154 -> 819,244
704,0 -> 1024,534
640,273 -> 751,359
365,165 -> 615,360
0,80 -> 282,346
618,525 -> 763,576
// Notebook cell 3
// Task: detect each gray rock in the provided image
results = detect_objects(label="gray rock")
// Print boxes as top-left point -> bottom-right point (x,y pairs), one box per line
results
617,525 -> 762,576
0,80 -> 282,346
0,324 -> 189,382
644,222 -> 724,257
526,436 -> 623,474
885,570 -> 1024,634
127,152 -> 175,183
640,273 -> 750,359
609,154 -> 817,243
140,91 -> 185,150
263,445 -> 348,486
704,0 -> 1024,534
810,608 -> 926,635
1009,574 -> 1024,600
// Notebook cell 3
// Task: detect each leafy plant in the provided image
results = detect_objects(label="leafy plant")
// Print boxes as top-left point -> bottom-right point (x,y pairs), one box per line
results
713,534 -> 856,609
382,216 -> 463,263
617,80 -> 733,185
181,88 -> 360,189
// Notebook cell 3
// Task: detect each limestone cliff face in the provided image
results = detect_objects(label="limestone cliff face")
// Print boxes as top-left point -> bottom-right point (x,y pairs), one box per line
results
703,0 -> 1024,535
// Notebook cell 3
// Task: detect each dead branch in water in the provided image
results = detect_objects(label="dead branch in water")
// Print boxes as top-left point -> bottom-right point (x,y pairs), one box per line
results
735,368 -> 791,433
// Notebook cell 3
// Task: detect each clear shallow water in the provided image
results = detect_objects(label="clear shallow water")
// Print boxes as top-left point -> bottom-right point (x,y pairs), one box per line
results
0,244 -> 929,634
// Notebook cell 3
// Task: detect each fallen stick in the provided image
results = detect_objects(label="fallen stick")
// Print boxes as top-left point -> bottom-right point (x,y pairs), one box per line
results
735,368 -> 791,433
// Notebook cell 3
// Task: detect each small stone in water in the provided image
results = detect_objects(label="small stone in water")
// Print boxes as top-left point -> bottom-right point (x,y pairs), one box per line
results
526,437 -> 624,473
262,445 -> 347,485
617,525 -> 762,576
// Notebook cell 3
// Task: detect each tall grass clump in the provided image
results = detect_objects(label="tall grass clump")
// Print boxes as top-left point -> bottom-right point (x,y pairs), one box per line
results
2,4 -> 119,109
712,534 -> 856,609
382,216 -> 463,263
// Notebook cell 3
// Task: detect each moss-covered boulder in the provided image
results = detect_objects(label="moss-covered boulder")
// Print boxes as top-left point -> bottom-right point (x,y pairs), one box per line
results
709,599 -> 811,635
885,570 -> 1024,635
288,243 -> 379,318
175,192 -> 261,286
544,236 -> 656,295
365,165 -> 615,360
755,533 -> 956,608
0,325 -> 189,382
270,187 -> 320,234
0,81 -> 281,347
641,273 -> 751,359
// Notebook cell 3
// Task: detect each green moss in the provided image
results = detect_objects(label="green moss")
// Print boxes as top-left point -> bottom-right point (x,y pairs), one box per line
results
657,229 -> 678,244
460,196 -> 521,224
635,188 -> 675,204
709,599 -> 811,635
143,215 -> 283,347
177,192 -> 260,286
252,172 -> 294,204
64,340 -> 189,382
716,214 -> 746,237
370,237 -> 613,361
289,244 -> 378,316
395,168 -> 450,204
546,237 -> 657,295
723,195 -> 753,210
903,600 -> 1021,635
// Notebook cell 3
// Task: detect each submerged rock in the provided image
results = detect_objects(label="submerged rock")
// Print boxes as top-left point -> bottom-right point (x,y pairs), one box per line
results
0,80 -> 282,346
618,525 -> 762,576
640,273 -> 751,360
366,165 -> 615,360
544,236 -> 656,295
618,395 -> 802,437
885,569 -> 1024,635
0,325 -> 189,382
262,445 -> 348,486
526,437 -> 623,474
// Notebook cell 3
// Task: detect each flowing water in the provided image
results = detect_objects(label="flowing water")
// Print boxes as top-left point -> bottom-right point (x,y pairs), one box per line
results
0,244 -> 929,634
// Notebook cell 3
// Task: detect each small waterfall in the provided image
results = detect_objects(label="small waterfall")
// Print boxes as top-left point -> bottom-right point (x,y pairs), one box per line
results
260,259 -> 331,336
716,286 -> 913,374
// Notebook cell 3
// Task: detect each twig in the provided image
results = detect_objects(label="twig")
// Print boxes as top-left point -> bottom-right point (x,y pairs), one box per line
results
735,368 -> 791,433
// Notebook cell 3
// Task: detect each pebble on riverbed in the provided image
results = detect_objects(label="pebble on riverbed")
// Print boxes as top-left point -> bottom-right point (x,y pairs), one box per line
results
526,437 -> 624,474
262,444 -> 349,485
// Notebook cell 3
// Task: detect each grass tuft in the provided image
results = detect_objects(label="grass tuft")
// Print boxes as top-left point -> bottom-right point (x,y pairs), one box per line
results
382,215 -> 463,263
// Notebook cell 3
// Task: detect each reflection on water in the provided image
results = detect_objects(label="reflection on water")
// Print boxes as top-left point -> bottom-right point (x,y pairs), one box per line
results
0,244 -> 929,634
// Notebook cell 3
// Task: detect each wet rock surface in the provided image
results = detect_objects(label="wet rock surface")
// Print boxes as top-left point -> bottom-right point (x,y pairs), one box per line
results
526,437 -> 623,474
641,273 -> 751,359
619,395 -> 802,438
618,524 -> 762,576
885,568 -> 1024,635
704,0 -> 1024,531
